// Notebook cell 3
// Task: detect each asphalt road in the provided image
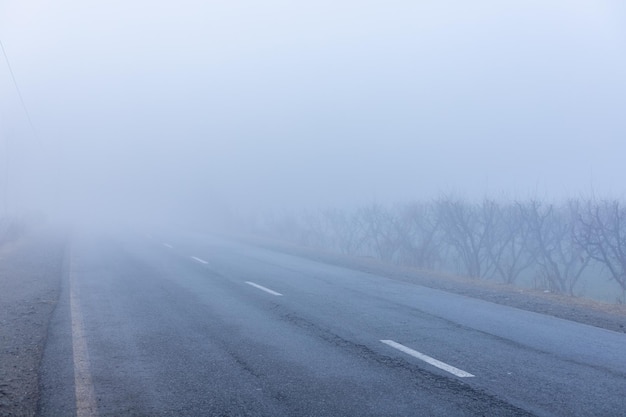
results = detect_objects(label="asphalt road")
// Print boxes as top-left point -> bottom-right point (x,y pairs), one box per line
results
38,231 -> 626,416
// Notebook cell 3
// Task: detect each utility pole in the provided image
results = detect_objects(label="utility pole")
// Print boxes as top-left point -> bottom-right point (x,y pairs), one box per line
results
2,133 -> 8,216
1,38 -> 36,218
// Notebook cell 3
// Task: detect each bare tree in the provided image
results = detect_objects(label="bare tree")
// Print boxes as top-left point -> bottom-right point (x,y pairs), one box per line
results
485,202 -> 536,284
521,200 -> 588,295
436,198 -> 497,278
298,210 -> 330,248
576,199 -> 626,293
322,208 -> 367,255
395,202 -> 442,269
360,203 -> 401,261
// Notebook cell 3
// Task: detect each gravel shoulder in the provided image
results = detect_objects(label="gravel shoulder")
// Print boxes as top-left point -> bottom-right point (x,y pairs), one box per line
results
0,232 -> 66,417
240,235 -> 626,334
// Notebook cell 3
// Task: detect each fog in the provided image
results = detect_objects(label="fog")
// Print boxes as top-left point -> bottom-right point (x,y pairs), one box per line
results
1,0 -> 626,229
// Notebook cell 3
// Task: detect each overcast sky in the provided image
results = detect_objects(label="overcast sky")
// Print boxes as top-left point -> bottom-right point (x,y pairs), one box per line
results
1,1 -> 626,224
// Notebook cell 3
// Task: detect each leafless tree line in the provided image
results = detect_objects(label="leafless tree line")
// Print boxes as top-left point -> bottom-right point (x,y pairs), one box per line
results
259,198 -> 626,298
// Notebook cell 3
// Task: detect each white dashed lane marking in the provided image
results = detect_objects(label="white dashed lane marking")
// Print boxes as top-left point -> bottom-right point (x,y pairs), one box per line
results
245,281 -> 283,296
190,256 -> 209,264
381,340 -> 474,378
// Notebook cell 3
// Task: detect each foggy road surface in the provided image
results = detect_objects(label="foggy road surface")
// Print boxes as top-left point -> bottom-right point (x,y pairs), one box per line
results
38,232 -> 626,416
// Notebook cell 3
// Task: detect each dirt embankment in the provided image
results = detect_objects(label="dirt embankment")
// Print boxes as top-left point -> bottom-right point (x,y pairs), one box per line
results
0,233 -> 66,417
242,235 -> 626,334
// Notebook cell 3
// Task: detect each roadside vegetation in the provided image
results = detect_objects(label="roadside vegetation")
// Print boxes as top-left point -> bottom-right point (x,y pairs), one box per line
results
255,197 -> 626,303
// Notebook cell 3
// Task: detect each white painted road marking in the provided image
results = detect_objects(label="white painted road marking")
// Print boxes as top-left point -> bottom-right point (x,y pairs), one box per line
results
69,248 -> 100,417
245,281 -> 283,296
191,256 -> 208,264
380,340 -> 474,378
162,243 -> 173,249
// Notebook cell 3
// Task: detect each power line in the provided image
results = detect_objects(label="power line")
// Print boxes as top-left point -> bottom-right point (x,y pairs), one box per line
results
0,38 -> 38,138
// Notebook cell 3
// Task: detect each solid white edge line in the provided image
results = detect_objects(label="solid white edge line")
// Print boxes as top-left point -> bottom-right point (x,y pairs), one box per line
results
245,281 -> 283,296
69,247 -> 100,416
381,340 -> 475,378
191,256 -> 208,264
162,243 -> 173,249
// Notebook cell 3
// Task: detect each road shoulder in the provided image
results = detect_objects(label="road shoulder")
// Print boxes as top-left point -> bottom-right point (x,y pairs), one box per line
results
238,234 -> 626,334
0,232 -> 66,417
